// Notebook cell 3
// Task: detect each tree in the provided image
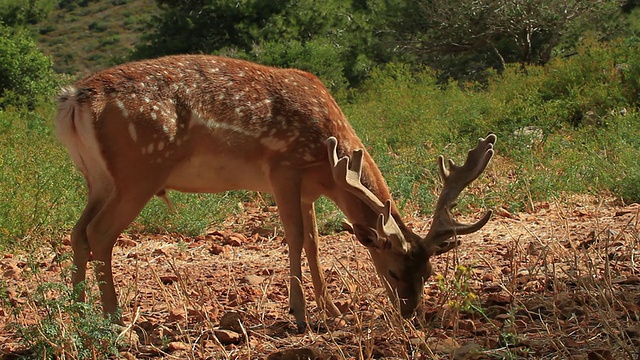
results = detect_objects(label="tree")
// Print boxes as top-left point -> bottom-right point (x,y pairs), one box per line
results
133,0 -> 392,91
390,0 -> 624,81
0,0 -> 56,27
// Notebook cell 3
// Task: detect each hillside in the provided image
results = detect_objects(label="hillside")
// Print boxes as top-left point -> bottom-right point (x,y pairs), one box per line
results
35,0 -> 159,77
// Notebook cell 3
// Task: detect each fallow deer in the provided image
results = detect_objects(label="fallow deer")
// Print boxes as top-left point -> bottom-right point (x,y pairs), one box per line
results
55,55 -> 495,332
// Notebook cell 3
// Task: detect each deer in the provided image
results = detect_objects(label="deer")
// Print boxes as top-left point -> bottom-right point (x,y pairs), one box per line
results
55,54 -> 496,332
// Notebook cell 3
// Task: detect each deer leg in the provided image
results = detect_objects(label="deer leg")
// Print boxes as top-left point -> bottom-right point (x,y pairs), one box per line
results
85,189 -> 156,321
302,202 -> 341,317
270,169 -> 307,332
71,196 -> 106,302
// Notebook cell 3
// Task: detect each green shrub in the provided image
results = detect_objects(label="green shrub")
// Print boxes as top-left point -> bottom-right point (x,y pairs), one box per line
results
0,24 -> 59,109
6,259 -> 122,359
0,105 -> 83,249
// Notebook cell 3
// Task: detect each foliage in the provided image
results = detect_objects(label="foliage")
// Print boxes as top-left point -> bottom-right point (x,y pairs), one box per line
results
0,24 -> 58,109
5,260 -> 122,359
389,0 -> 625,82
58,0 -> 101,11
134,0 -> 391,91
345,37 -> 640,213
0,105 -> 80,248
0,0 -> 56,26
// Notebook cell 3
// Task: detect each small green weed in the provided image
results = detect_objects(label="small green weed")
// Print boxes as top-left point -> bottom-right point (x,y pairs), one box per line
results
436,264 -> 480,314
4,257 -> 122,359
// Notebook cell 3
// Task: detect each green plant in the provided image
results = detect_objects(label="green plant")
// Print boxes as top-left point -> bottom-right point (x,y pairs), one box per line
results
0,24 -> 59,109
436,264 -> 480,314
6,258 -> 122,359
0,105 -> 83,249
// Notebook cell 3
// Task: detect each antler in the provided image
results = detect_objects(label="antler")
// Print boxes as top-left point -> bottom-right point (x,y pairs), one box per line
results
326,137 -> 406,248
424,134 -> 496,255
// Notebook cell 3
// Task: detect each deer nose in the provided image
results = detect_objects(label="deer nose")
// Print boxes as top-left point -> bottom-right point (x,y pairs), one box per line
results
400,298 -> 419,318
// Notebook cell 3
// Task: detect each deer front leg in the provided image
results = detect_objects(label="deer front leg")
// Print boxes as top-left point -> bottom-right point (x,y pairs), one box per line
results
270,169 -> 307,332
302,202 -> 341,318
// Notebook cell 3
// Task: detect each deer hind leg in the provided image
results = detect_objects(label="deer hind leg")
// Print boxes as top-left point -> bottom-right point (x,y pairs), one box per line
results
270,168 -> 307,332
71,193 -> 108,303
84,186 -> 158,321
302,202 -> 341,318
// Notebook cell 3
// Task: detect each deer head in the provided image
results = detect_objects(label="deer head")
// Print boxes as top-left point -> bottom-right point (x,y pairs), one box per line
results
327,134 -> 495,317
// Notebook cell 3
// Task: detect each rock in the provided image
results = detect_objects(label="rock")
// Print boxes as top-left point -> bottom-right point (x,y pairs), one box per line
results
1,261 -> 21,279
452,342 -> 483,359
209,243 -> 225,255
160,275 -> 179,284
168,308 -> 186,322
167,341 -> 189,352
225,233 -> 246,246
219,311 -> 244,333
266,347 -> 320,360
214,329 -> 241,344
410,336 -> 459,354
244,274 -> 265,285
116,235 -> 137,247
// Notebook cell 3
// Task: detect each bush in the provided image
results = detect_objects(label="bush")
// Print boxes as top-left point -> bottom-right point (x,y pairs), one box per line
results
5,260 -> 122,359
247,38 -> 349,94
344,38 -> 640,212
0,105 -> 82,248
0,24 -> 58,109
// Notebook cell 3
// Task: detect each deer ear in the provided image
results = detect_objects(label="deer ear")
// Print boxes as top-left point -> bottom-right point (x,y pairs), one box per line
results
353,224 -> 384,249
354,223 -> 413,253
426,237 -> 461,256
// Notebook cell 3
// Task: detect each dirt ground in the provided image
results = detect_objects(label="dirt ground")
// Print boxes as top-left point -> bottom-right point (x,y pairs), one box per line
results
1,195 -> 639,359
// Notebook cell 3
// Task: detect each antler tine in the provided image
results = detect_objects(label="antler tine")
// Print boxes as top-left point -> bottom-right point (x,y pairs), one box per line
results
327,137 -> 384,210
326,137 -> 402,241
425,134 -> 496,253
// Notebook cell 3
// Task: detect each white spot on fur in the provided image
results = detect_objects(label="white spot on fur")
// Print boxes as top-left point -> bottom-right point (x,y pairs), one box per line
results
191,112 -> 257,138
260,137 -> 288,151
115,99 -> 128,118
128,123 -> 137,142
157,141 -> 165,151
147,143 -> 154,154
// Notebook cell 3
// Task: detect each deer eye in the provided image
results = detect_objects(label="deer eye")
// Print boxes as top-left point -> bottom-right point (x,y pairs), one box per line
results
388,270 -> 401,281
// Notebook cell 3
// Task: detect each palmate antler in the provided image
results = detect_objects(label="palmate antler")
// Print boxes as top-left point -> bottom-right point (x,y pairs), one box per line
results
424,134 -> 496,255
326,137 -> 408,250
